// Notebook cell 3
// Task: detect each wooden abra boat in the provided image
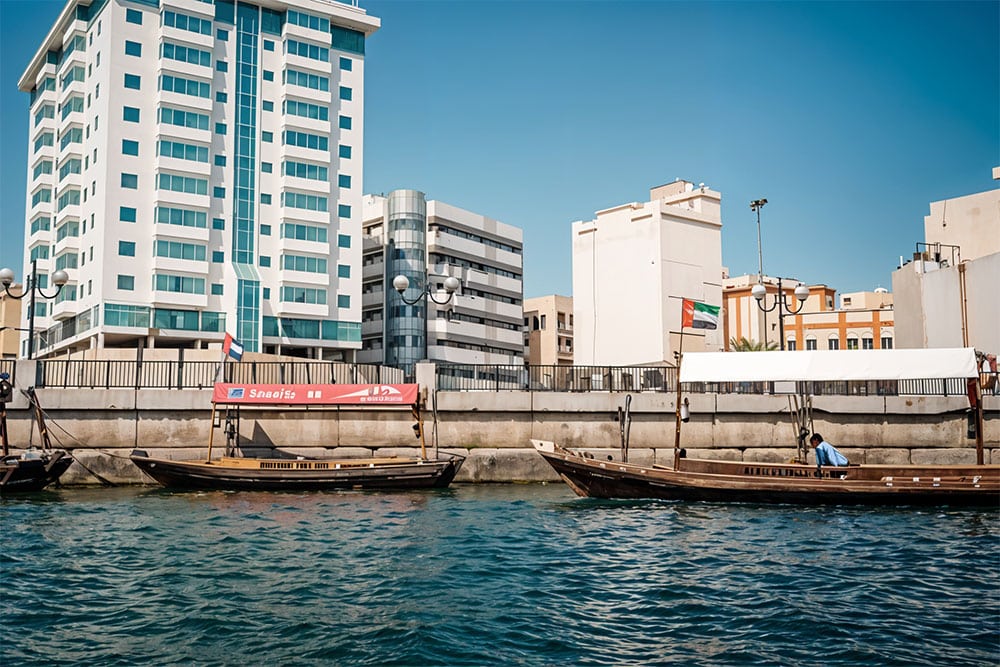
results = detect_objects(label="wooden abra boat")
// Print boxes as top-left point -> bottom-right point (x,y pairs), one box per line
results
1,379 -> 74,494
535,348 -> 1000,506
131,383 -> 464,491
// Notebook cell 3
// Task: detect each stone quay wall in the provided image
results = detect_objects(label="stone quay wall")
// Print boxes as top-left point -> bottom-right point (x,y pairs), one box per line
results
3,384 -> 997,486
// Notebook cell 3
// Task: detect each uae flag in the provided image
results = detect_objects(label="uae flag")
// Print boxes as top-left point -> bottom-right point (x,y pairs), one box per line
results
223,333 -> 244,361
681,299 -> 720,330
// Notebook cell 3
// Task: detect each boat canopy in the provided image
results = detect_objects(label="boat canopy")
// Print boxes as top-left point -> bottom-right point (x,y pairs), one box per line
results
212,383 -> 419,406
680,348 -> 978,383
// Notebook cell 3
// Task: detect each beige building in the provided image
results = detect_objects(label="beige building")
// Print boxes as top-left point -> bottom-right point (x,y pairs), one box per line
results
523,295 -> 573,365
1,288 -> 24,359
572,179 -> 724,366
724,275 -> 894,351
891,169 -> 1000,353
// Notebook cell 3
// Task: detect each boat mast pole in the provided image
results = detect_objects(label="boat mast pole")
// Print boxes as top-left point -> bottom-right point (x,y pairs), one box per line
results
673,329 -> 685,469
206,402 -> 217,462
974,375 -> 985,465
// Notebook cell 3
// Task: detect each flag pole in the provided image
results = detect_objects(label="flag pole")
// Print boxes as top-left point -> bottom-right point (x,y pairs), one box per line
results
673,303 -> 687,469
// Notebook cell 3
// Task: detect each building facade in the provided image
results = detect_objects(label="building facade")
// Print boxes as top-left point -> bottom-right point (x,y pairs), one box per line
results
359,191 -> 524,376
17,0 -> 378,359
572,180 -> 724,366
1,288 -> 25,359
723,275 -> 894,351
523,295 -> 573,365
891,170 -> 1000,354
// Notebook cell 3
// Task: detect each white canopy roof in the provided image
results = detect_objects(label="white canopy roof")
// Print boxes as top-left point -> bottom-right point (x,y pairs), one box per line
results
680,348 -> 978,383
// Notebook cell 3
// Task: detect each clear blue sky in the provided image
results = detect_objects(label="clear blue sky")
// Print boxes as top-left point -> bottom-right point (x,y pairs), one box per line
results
1,0 -> 996,300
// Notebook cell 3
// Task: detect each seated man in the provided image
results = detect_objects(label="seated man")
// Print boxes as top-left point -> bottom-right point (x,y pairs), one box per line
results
810,432 -> 848,471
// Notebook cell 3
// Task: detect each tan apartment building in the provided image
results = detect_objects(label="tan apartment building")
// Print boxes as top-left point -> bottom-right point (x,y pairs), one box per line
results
723,274 -> 894,350
523,295 -> 573,365
1,288 -> 24,359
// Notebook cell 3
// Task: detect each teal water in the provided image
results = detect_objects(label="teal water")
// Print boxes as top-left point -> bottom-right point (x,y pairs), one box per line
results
2,485 -> 998,666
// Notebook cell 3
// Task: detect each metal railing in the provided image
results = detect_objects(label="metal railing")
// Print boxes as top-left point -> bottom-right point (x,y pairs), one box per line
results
0,359 -> 15,386
34,360 -> 403,389
436,364 -> 982,397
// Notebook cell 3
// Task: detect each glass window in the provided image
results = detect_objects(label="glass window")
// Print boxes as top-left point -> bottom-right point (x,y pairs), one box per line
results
126,8 -> 142,24
215,122 -> 227,135
260,193 -> 271,204
263,70 -> 274,82
213,186 -> 225,198
339,145 -> 352,159
212,251 -> 224,263
124,74 -> 140,90
339,86 -> 352,101
125,40 -> 141,57
337,295 -> 350,309
216,92 -> 228,103
338,174 -> 351,189
263,40 -> 274,52
121,173 -> 138,189
217,29 -> 228,41
117,275 -> 135,290
122,139 -> 139,156
120,206 -> 137,222
339,115 -> 352,130
260,224 -> 271,236
261,162 -> 272,173
259,256 -> 271,267
123,106 -> 140,122
215,155 -> 226,166
118,241 -> 136,256
262,100 -> 273,112
338,204 -> 351,218
261,131 -> 273,143
339,57 -> 353,71
337,264 -> 350,278
213,218 -> 225,230
211,283 -> 224,296
337,234 -> 351,249
216,60 -> 228,72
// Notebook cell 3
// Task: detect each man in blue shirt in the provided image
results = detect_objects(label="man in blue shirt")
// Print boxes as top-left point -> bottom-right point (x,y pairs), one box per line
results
810,433 -> 848,471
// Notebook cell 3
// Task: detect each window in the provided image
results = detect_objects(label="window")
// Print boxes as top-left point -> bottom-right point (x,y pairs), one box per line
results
121,173 -> 138,189
281,191 -> 327,212
124,41 -> 142,57
286,9 -> 329,32
217,29 -> 228,41
881,337 -> 893,349
337,295 -> 350,309
261,162 -> 272,173
338,175 -> 351,189
260,193 -> 272,205
216,60 -> 228,72
34,104 -> 54,126
118,241 -> 136,257
122,139 -> 139,156
212,251 -> 224,263
216,92 -> 228,103
117,275 -> 135,290
337,234 -> 351,249
331,26 -> 365,55
120,206 -> 137,222
338,204 -> 351,218
828,338 -> 840,350
159,139 -> 209,162
213,186 -> 225,198
283,160 -> 328,181
281,222 -> 327,243
211,283 -> 224,296
34,132 -> 54,152
339,86 -> 352,101
862,337 -> 874,350
281,286 -> 326,305
846,337 -> 859,350
34,160 -> 53,179
123,106 -> 140,122
163,10 -> 212,36
259,256 -> 271,267
262,288 -> 270,299
261,131 -> 273,143
212,218 -> 225,230
284,99 -> 328,121
159,107 -> 210,131
61,96 -> 83,120
285,69 -> 330,92
126,8 -> 142,24
786,340 -> 797,351
283,130 -> 328,151
160,74 -> 210,99
805,339 -> 817,351
287,39 -> 329,63
162,41 -> 211,67
339,115 -> 352,130
157,206 -> 207,228
215,155 -> 227,166
158,173 -> 208,195
340,57 -> 353,71
260,224 -> 271,236
263,40 -> 274,51
263,70 -> 274,82
339,145 -> 352,159
124,74 -> 140,90
262,100 -> 273,112
337,264 -> 350,278
155,240 -> 206,261
282,254 -> 327,273
153,274 -> 205,294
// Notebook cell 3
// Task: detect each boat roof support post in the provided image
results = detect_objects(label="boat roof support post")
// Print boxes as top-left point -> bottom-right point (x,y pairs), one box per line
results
206,403 -> 217,462
673,331 -> 686,470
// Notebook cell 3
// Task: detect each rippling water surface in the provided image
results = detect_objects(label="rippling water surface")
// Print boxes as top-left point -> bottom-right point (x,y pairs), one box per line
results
2,485 -> 998,666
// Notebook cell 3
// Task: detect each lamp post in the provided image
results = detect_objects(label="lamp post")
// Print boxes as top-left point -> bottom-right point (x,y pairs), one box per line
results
750,198 -> 767,283
0,260 -> 69,359
751,278 -> 810,351
392,274 -> 460,363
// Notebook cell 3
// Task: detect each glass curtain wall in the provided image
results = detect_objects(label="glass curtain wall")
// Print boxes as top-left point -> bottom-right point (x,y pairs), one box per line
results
385,190 -> 427,377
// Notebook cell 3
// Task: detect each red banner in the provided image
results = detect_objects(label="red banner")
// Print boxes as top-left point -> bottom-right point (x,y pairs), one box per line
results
212,383 -> 419,405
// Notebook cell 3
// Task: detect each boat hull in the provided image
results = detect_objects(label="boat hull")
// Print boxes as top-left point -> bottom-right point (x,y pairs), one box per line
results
0,451 -> 74,494
535,442 -> 1000,506
130,450 -> 464,492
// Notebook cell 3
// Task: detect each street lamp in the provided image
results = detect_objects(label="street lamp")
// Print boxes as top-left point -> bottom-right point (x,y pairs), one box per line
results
0,260 -> 69,359
750,198 -> 767,283
392,274 -> 461,363
751,278 -> 810,351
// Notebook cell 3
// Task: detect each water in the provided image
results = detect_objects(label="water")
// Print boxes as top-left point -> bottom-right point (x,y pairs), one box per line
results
2,485 -> 998,667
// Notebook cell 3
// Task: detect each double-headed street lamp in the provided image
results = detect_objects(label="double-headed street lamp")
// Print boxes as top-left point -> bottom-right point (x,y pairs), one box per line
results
392,274 -> 461,363
752,278 -> 810,351
0,260 -> 69,359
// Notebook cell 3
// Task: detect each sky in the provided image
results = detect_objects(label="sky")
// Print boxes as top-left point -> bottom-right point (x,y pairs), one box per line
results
0,0 -> 996,300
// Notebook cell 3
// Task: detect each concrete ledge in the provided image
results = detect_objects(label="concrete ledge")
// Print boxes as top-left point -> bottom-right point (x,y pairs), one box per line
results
884,395 -> 971,415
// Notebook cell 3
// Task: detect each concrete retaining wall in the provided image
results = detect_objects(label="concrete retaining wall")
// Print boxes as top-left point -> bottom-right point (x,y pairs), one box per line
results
3,387 -> 996,486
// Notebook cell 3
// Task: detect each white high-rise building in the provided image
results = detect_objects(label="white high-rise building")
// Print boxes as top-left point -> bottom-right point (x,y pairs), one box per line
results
572,179 -> 724,366
359,190 -> 524,377
17,0 -> 379,359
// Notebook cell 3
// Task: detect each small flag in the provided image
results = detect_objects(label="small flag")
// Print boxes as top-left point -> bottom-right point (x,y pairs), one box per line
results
223,333 -> 244,361
681,299 -> 720,330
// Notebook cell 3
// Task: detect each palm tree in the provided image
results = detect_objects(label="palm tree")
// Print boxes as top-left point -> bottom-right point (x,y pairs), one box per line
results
729,337 -> 778,352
